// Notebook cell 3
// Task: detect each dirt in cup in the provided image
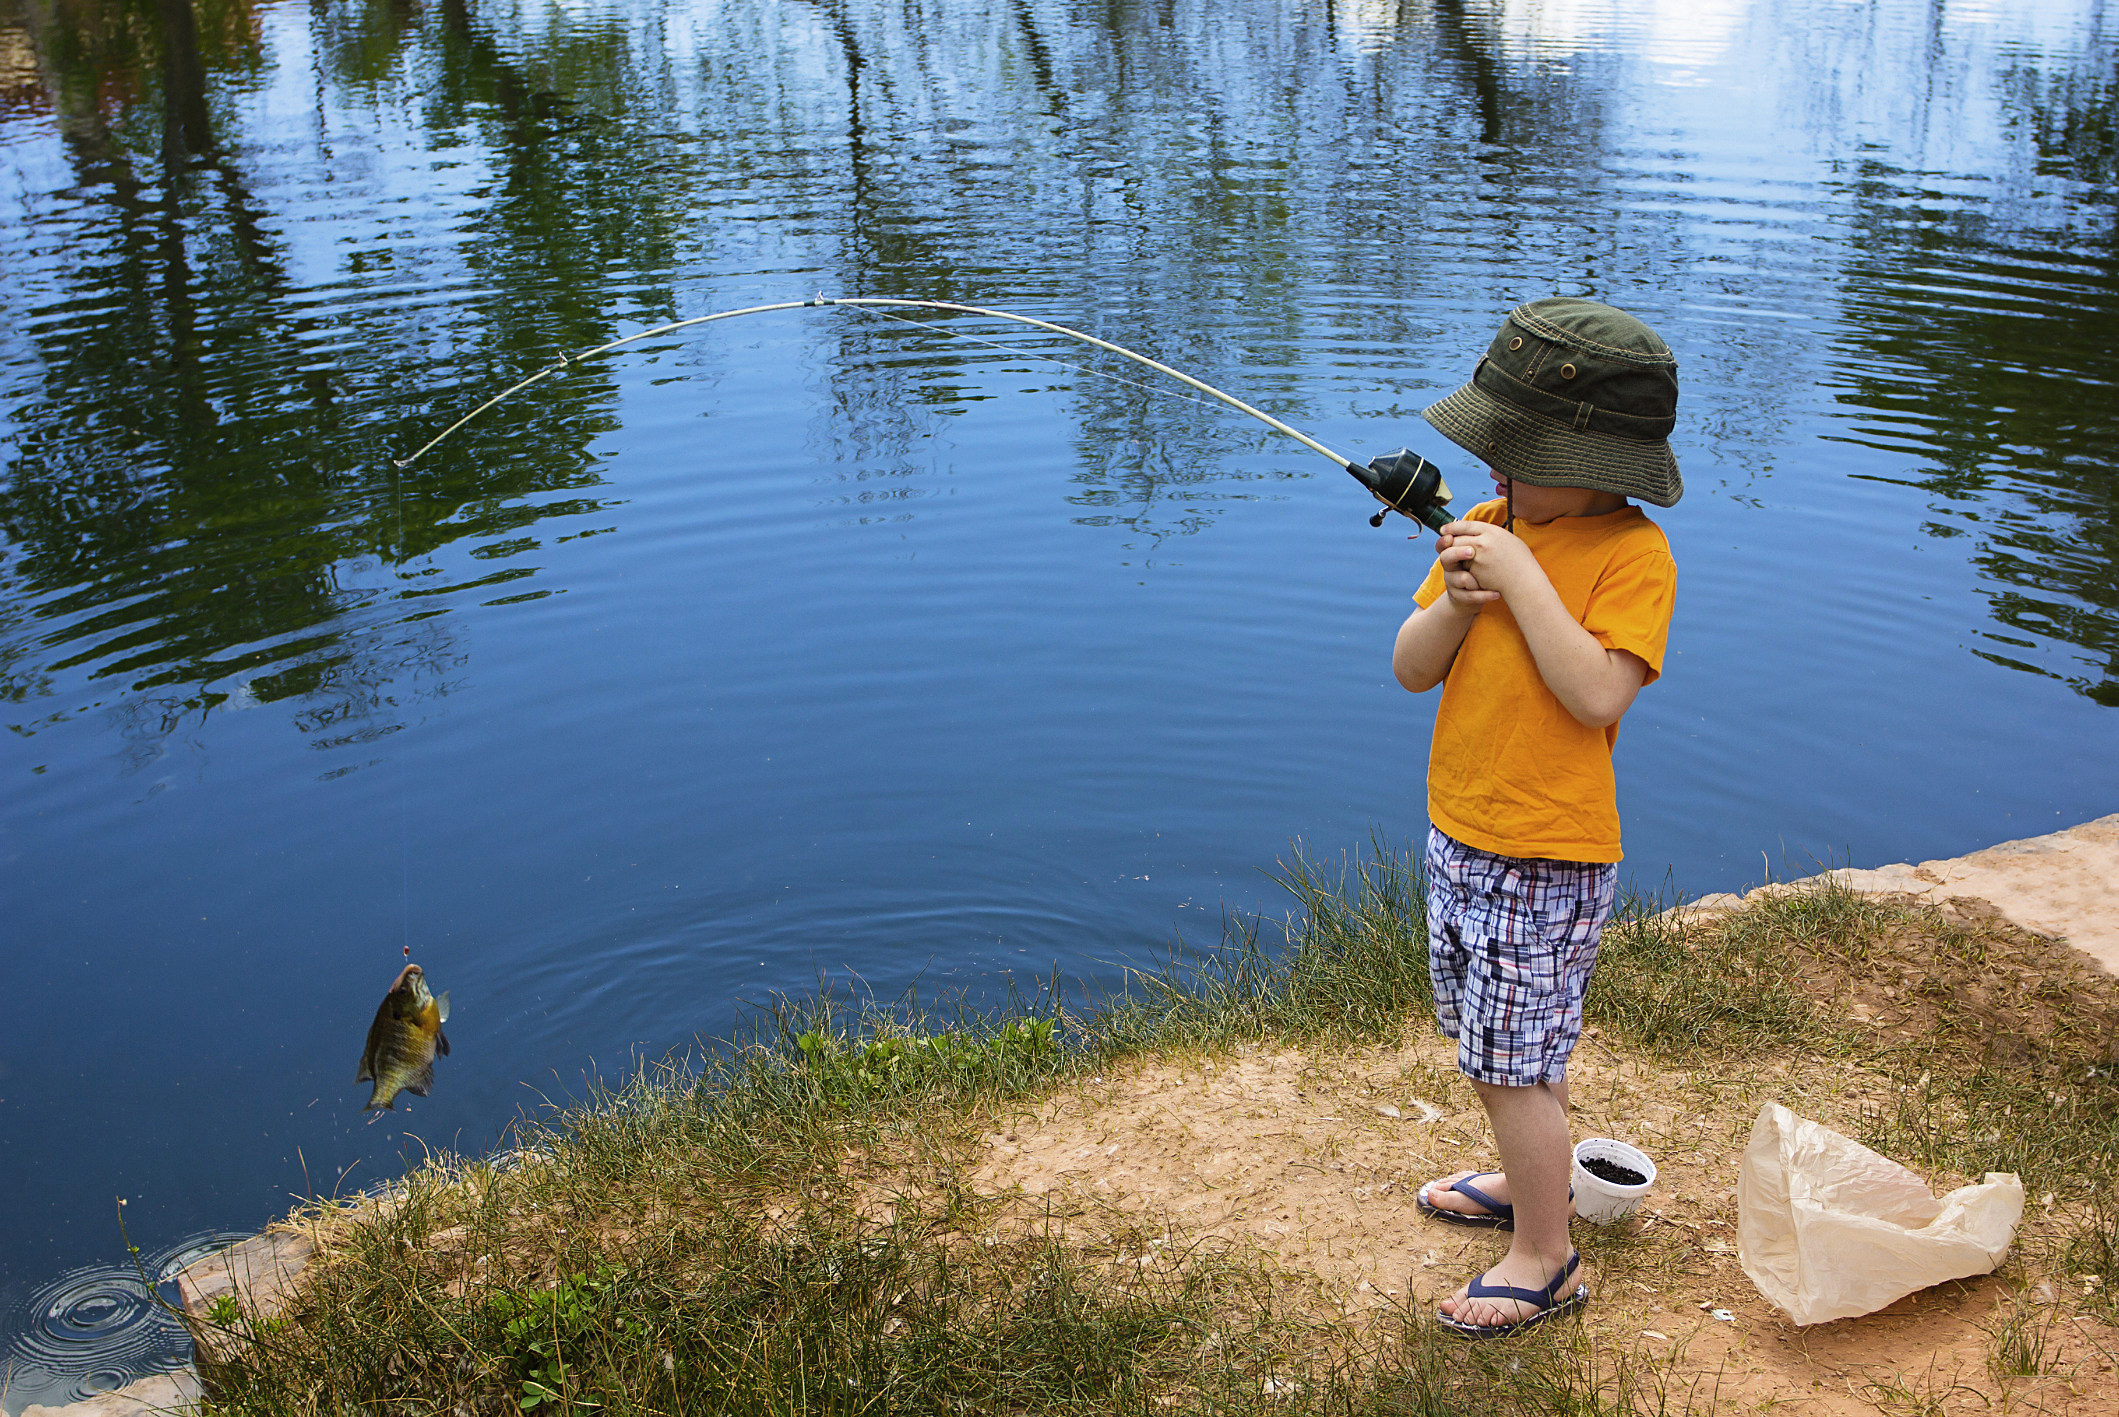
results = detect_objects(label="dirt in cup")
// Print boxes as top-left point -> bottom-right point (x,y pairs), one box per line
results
1581,1156 -> 1648,1187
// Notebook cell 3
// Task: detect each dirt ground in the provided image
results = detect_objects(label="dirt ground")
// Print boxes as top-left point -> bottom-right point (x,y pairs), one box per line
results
948,1029 -> 2115,1414
927,837 -> 2119,1417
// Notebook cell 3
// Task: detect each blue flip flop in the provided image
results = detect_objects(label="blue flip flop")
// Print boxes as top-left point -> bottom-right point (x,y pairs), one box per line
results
1415,1172 -> 1515,1230
1437,1250 -> 1589,1341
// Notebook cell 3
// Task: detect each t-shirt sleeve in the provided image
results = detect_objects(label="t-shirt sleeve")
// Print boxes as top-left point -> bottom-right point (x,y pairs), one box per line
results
1413,558 -> 1445,608
1584,546 -> 1677,685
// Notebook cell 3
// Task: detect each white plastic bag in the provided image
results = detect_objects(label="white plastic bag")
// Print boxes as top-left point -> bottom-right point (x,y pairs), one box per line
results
1737,1101 -> 2023,1325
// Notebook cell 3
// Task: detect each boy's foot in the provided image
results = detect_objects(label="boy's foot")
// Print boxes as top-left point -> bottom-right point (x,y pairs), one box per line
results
1416,1170 -> 1516,1229
1436,1250 -> 1589,1338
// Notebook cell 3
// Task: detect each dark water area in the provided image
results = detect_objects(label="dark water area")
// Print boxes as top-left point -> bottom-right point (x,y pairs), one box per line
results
3,0 -> 2117,1401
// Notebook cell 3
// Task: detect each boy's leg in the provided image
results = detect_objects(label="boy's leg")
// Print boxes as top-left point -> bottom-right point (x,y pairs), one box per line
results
1420,827 -> 1516,1221
1418,1066 -> 1568,1220
1420,839 -> 1614,1325
1437,1080 -> 1574,1325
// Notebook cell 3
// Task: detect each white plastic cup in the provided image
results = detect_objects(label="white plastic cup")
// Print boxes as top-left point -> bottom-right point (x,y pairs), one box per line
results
1571,1138 -> 1657,1224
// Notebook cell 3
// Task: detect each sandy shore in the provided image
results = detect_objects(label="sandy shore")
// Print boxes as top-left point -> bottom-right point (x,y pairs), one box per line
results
1678,813 -> 2119,978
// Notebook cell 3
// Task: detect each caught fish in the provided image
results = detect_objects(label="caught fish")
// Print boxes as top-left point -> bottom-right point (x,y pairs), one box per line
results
357,963 -> 450,1112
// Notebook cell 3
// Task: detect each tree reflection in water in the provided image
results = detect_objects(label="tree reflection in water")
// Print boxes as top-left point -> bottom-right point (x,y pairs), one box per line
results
1833,59 -> 2118,704
0,0 -> 2116,751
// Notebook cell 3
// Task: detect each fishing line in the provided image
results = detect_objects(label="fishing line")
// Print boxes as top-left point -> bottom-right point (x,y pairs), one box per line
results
389,450 -> 413,964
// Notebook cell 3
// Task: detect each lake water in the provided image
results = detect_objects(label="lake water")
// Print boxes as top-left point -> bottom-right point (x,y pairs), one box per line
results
3,0 -> 2116,1402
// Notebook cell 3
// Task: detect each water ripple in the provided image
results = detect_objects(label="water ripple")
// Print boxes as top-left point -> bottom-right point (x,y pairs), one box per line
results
0,1233 -> 247,1412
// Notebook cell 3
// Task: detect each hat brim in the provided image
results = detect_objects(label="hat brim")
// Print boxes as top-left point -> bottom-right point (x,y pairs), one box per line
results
1422,379 -> 1683,508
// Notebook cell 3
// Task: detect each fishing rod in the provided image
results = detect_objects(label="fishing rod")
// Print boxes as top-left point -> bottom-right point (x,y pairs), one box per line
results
393,295 -> 1456,531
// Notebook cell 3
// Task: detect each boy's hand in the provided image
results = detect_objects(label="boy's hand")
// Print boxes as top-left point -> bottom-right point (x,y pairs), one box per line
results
1434,533 -> 1501,613
1430,518 -> 1648,728
1436,519 -> 1539,602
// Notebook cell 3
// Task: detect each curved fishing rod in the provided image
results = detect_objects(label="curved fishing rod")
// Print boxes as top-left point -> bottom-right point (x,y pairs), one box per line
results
393,295 -> 1455,530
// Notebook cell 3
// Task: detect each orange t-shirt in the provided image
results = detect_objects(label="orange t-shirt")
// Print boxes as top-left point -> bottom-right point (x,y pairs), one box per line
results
1412,499 -> 1675,863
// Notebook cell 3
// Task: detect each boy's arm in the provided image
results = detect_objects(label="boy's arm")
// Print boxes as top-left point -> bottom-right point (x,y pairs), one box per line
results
1393,538 -> 1495,692
1438,520 -> 1648,728
1393,596 -> 1476,692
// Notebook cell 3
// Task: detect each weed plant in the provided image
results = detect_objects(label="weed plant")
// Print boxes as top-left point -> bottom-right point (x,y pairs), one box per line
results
205,1178 -> 1289,1415
1586,883 -> 1872,1056
1985,1286 -> 2060,1381
1095,835 -> 1433,1055
195,841 -> 2119,1411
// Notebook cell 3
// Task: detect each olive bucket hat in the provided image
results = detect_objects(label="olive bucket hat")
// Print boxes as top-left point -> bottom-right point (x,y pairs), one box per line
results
1422,298 -> 1682,507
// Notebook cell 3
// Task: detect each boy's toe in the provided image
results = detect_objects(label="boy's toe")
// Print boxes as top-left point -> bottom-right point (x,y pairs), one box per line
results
1439,1281 -> 1518,1328
1434,1254 -> 1590,1336
1422,1170 -> 1480,1195
1417,1169 -> 1512,1222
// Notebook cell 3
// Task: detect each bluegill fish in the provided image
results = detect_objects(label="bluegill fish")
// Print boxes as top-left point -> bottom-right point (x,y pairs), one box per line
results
358,964 -> 450,1112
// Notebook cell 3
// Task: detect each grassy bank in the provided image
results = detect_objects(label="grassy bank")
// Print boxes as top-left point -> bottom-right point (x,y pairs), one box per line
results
190,846 -> 2119,1415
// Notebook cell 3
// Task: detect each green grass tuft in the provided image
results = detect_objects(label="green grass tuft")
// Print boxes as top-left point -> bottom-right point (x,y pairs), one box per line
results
1585,870 -> 1953,1059
1095,835 -> 1433,1054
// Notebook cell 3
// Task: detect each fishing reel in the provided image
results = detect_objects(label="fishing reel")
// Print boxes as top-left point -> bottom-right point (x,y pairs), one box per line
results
1347,448 -> 1455,532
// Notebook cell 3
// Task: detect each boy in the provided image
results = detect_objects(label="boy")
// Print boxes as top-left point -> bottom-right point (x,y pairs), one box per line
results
1390,298 -> 1680,1339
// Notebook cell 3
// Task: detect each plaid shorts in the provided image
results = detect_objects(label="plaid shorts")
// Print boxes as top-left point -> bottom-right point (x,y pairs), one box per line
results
1425,826 -> 1617,1087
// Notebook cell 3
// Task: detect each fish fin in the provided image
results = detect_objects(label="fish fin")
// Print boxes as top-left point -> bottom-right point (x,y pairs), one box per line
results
437,991 -> 450,1025
356,1059 -> 374,1083
404,1060 -> 435,1098
437,1029 -> 450,1058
